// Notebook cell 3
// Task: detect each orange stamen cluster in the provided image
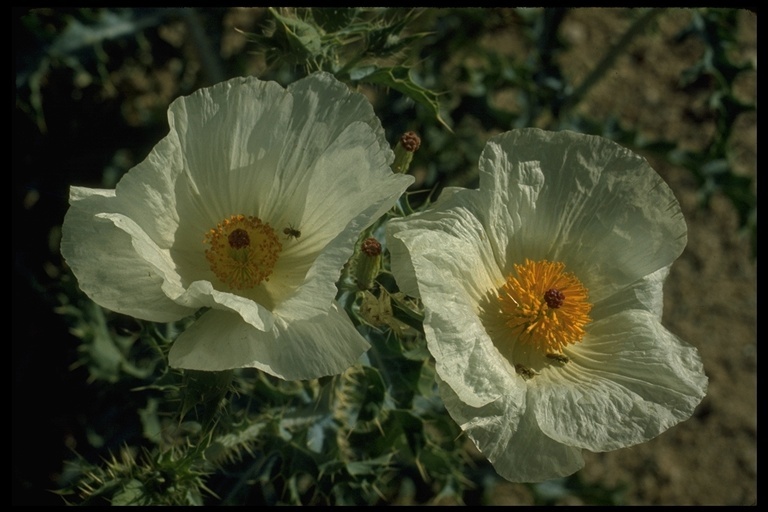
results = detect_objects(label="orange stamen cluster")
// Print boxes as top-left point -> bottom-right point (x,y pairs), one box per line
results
497,259 -> 592,354
204,214 -> 282,290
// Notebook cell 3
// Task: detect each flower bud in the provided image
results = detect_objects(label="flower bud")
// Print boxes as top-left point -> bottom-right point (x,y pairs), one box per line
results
355,237 -> 382,290
391,131 -> 421,174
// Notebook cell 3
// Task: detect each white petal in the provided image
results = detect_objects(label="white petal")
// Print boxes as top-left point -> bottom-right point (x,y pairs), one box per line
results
61,187 -> 194,322
478,129 -> 687,301
163,77 -> 291,224
438,375 -> 584,483
272,126 -> 413,321
165,72 -> 395,234
168,302 -> 369,379
388,191 -> 497,300
592,265 -> 670,321
532,310 -> 708,452
389,206 -> 513,407
83,211 -> 278,331
110,135 -> 184,249
170,280 -> 274,332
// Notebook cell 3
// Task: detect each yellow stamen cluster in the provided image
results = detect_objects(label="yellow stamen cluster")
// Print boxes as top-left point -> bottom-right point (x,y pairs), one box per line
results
204,214 -> 282,290
497,259 -> 592,354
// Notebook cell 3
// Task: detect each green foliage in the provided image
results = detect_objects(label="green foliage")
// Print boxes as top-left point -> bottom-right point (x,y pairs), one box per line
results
59,446 -> 213,505
56,274 -> 160,383
242,8 -> 447,128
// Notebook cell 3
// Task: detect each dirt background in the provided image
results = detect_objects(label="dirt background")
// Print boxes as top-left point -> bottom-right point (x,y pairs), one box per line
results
13,8 -> 755,505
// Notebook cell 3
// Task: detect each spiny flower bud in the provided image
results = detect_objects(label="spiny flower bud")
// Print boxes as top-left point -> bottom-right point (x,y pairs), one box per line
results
355,237 -> 382,290
391,131 -> 421,174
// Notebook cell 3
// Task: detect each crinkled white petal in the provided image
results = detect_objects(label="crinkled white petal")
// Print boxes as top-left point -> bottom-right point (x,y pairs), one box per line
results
476,129 -> 687,302
168,302 -> 369,380
591,265 -> 670,321
389,206 -> 512,407
532,310 -> 707,452
61,187 -> 194,322
271,123 -> 412,321
171,281 -> 275,332
438,374 -> 584,483
69,196 -> 276,332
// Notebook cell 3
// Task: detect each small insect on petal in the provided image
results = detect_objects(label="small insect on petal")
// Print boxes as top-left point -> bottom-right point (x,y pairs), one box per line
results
515,364 -> 540,381
545,352 -> 570,364
283,225 -> 301,240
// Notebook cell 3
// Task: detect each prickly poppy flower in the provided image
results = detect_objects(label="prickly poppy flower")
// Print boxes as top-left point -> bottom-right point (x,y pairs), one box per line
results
388,128 -> 707,482
61,73 -> 413,380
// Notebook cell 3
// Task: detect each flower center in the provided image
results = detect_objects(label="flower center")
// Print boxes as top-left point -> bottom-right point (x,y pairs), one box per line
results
497,259 -> 592,354
204,214 -> 282,290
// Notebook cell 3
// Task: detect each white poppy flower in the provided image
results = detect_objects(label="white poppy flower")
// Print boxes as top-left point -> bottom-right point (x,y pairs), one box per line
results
61,73 -> 413,380
388,128 -> 707,482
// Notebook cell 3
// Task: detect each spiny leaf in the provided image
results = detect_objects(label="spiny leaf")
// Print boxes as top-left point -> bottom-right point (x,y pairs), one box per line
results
268,8 -> 324,62
344,66 -> 452,131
